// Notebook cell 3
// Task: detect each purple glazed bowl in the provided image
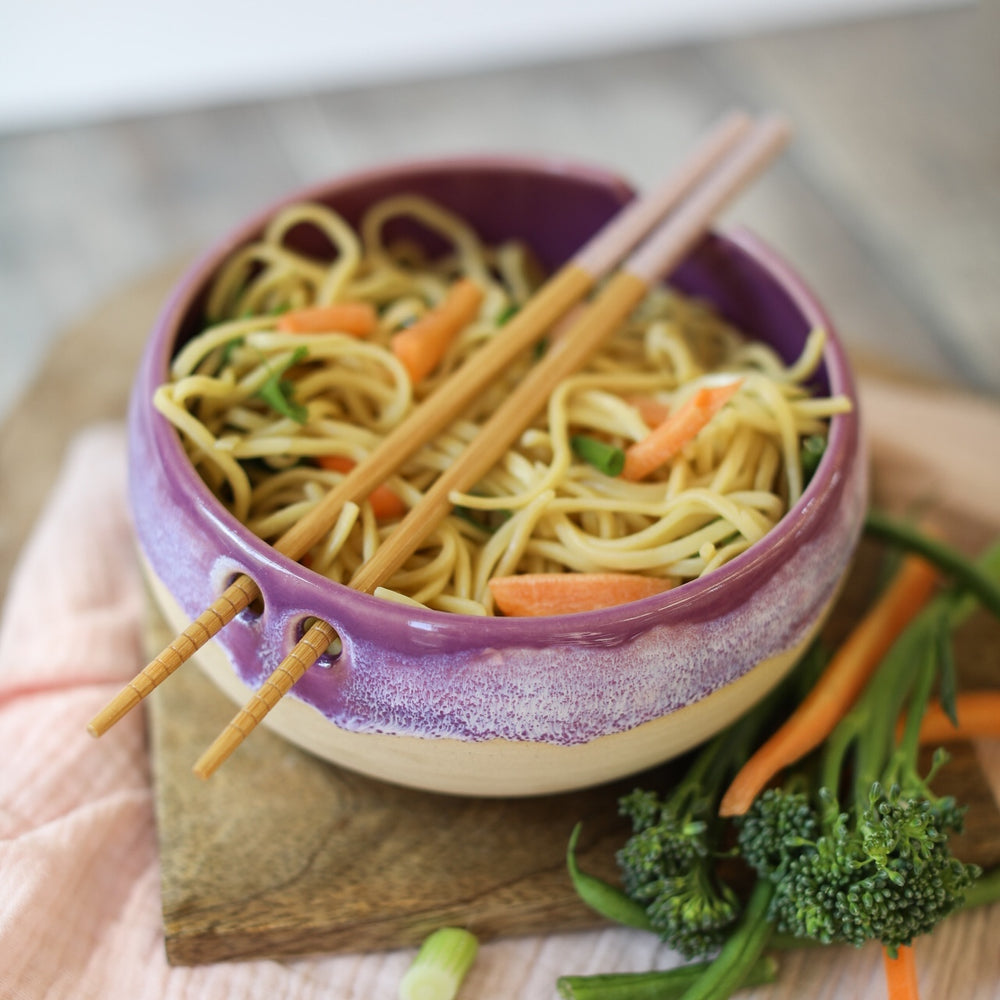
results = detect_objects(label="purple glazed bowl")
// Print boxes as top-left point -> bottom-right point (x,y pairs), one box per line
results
129,155 -> 866,796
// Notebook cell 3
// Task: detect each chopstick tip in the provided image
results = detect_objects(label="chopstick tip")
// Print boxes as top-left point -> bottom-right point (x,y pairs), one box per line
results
193,725 -> 244,779
87,699 -> 129,738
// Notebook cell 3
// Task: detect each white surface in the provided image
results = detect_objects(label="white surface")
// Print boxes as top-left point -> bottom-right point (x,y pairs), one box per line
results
0,0 -> 965,132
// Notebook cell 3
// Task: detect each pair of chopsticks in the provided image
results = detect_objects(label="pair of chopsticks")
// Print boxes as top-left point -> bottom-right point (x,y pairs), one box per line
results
88,110 -> 790,777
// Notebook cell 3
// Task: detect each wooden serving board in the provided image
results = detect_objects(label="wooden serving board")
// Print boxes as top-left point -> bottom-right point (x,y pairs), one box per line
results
145,497 -> 1000,966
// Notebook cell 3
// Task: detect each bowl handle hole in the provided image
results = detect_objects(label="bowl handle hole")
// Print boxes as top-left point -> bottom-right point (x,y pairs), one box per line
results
299,616 -> 343,664
224,573 -> 265,619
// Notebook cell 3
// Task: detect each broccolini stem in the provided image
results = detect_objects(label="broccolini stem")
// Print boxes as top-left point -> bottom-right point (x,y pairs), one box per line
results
821,541 -> 1000,809
566,823 -> 654,931
850,617 -> 937,801
676,879 -> 775,1000
893,615 -> 941,764
865,510 -> 1000,619
555,954 -> 779,1000
672,725 -> 755,814
962,866 -> 1000,910
685,665 -> 800,806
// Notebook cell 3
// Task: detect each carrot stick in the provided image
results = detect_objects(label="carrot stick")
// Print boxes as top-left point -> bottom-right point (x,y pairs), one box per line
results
883,944 -> 920,1000
718,553 -> 939,817
317,455 -> 406,521
622,379 -> 743,481
488,572 -> 674,617
896,690 -> 1000,744
628,395 -> 673,428
276,301 -> 378,336
391,278 -> 484,384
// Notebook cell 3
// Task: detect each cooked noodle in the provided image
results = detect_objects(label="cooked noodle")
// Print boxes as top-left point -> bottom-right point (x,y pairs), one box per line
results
155,195 -> 852,615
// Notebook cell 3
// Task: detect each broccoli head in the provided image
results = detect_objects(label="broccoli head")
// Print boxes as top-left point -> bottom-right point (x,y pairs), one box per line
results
616,782 -> 739,959
738,601 -> 984,956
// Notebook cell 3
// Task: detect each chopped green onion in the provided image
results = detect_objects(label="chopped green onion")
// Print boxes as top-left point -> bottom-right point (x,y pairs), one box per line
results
800,433 -> 826,482
398,927 -> 479,1000
496,303 -> 519,326
255,346 -> 309,424
452,505 -> 511,534
220,336 -> 245,364
571,435 -> 626,477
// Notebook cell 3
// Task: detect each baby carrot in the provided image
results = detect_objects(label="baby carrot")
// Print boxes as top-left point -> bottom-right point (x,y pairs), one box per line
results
391,278 -> 483,384
883,945 -> 920,1000
622,379 -> 743,481
276,301 -> 377,336
317,455 -> 406,521
718,553 -> 939,817
897,690 -> 1000,745
488,572 -> 674,617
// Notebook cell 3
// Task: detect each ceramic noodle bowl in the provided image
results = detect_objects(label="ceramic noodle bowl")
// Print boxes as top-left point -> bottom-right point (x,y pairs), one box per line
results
128,156 -> 866,796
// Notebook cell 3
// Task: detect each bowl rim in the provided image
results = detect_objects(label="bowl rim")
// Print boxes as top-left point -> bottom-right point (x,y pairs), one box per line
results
136,153 -> 860,648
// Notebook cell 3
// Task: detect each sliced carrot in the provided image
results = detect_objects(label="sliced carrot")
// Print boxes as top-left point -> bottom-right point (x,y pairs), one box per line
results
628,395 -> 673,428
276,302 -> 377,337
317,455 -> 406,521
718,553 -> 939,817
622,379 -> 743,481
488,572 -> 674,617
391,278 -> 483,384
896,690 -> 1000,745
883,945 -> 920,1000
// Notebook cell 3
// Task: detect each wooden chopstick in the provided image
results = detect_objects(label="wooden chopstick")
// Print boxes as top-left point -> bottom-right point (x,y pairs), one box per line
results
87,111 -> 754,740
193,113 -> 791,778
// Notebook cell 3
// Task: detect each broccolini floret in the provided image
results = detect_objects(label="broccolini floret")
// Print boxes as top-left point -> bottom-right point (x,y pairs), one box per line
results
738,572 -> 991,955
736,780 -> 817,877
615,701 -> 778,959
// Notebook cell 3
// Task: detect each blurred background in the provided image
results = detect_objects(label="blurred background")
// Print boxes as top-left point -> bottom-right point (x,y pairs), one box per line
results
0,0 -> 995,424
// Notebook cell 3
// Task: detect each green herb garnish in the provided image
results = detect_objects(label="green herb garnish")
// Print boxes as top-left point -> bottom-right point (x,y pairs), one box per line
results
254,346 -> 309,424
496,303 -> 519,326
220,336 -> 245,365
800,433 -> 827,482
452,504 -> 512,534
